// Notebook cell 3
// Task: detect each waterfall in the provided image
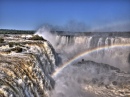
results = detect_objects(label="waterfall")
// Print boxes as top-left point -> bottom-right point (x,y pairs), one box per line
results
1,32 -> 130,97
0,39 -> 58,97
54,35 -> 130,50
49,33 -> 130,73
52,34 -> 130,59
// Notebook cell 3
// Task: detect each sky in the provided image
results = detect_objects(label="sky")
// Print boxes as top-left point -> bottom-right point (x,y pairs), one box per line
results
0,0 -> 130,31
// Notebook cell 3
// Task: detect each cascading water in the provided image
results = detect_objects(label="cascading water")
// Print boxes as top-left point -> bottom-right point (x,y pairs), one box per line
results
35,28 -> 130,71
0,19 -> 130,97
0,36 -> 58,97
35,27 -> 130,96
1,27 -> 129,97
49,45 -> 130,97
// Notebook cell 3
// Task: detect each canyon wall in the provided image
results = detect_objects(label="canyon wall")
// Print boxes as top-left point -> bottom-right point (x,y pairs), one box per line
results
0,36 -> 58,97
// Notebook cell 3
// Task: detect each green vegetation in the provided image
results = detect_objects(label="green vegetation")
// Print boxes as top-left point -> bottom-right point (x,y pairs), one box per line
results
0,37 -> 4,43
9,42 -> 15,47
13,47 -> 23,53
28,35 -> 46,41
8,42 -> 22,47
0,29 -> 35,34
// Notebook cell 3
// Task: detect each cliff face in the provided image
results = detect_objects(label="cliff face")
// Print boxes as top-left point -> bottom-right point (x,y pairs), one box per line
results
55,34 -> 130,50
49,33 -> 130,72
0,35 -> 57,97
51,33 -> 130,60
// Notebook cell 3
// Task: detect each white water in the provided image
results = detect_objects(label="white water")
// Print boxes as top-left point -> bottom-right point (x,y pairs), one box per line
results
35,27 -> 130,97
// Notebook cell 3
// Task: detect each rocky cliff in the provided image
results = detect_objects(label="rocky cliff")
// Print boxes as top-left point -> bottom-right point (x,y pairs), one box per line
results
0,35 -> 57,97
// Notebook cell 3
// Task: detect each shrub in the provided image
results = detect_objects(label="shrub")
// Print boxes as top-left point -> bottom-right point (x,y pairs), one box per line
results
13,47 -> 22,53
8,42 -> 21,47
0,37 -> 4,43
28,35 -> 46,41
9,42 -> 14,47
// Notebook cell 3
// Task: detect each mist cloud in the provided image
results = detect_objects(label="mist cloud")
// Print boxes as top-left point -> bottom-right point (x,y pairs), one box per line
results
36,20 -> 130,34
90,20 -> 130,32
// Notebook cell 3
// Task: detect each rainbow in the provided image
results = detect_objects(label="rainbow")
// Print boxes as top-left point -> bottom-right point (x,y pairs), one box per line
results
52,44 -> 130,78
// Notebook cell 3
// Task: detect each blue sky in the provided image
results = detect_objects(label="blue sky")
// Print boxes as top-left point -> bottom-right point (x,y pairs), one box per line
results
0,0 -> 130,31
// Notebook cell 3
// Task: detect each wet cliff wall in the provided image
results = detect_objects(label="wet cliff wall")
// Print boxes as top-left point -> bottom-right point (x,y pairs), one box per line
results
0,36 -> 58,97
49,32 -> 130,72
55,34 -> 130,50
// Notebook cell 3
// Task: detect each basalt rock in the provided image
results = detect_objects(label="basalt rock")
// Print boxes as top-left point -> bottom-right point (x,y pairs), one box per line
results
0,35 -> 58,97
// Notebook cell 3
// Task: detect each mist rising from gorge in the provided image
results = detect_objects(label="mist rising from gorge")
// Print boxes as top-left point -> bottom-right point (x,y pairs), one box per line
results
35,20 -> 130,34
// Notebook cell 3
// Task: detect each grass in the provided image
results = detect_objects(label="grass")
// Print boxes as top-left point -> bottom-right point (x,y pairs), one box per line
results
0,37 -> 4,43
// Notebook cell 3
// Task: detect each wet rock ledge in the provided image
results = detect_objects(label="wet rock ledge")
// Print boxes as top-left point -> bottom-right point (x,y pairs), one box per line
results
0,35 -> 57,97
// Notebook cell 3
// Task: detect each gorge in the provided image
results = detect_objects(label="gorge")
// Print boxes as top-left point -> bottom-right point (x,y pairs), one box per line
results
0,30 -> 130,97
